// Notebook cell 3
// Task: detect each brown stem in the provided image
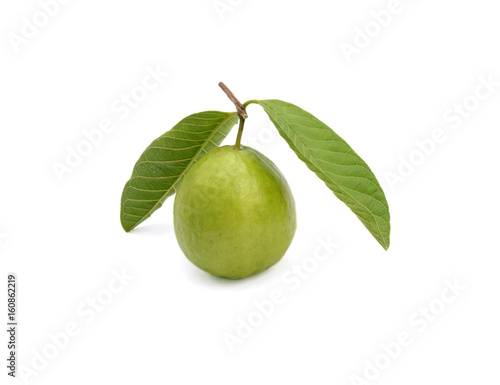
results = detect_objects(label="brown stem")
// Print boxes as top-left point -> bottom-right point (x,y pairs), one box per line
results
218,82 -> 248,119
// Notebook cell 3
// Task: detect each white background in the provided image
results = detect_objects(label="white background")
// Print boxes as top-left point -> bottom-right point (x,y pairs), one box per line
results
1,0 -> 499,384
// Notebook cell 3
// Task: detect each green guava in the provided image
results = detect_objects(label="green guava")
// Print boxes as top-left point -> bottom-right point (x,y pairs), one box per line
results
173,145 -> 297,279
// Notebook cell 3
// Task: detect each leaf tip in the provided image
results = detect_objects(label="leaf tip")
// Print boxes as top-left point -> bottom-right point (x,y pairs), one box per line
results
380,236 -> 390,251
121,222 -> 132,233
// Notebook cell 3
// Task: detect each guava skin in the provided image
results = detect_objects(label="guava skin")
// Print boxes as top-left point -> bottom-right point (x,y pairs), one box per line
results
173,145 -> 297,279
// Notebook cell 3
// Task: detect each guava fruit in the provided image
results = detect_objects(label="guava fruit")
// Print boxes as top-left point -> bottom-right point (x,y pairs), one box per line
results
173,145 -> 296,279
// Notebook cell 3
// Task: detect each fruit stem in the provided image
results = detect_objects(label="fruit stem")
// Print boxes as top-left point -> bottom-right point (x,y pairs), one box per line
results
234,117 -> 245,150
218,82 -> 249,150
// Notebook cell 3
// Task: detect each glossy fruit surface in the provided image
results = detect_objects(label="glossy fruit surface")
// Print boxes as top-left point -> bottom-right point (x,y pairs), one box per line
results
174,145 -> 296,279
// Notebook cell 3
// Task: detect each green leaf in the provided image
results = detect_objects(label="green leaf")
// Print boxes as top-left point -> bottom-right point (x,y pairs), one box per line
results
120,111 -> 239,232
258,100 -> 391,250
